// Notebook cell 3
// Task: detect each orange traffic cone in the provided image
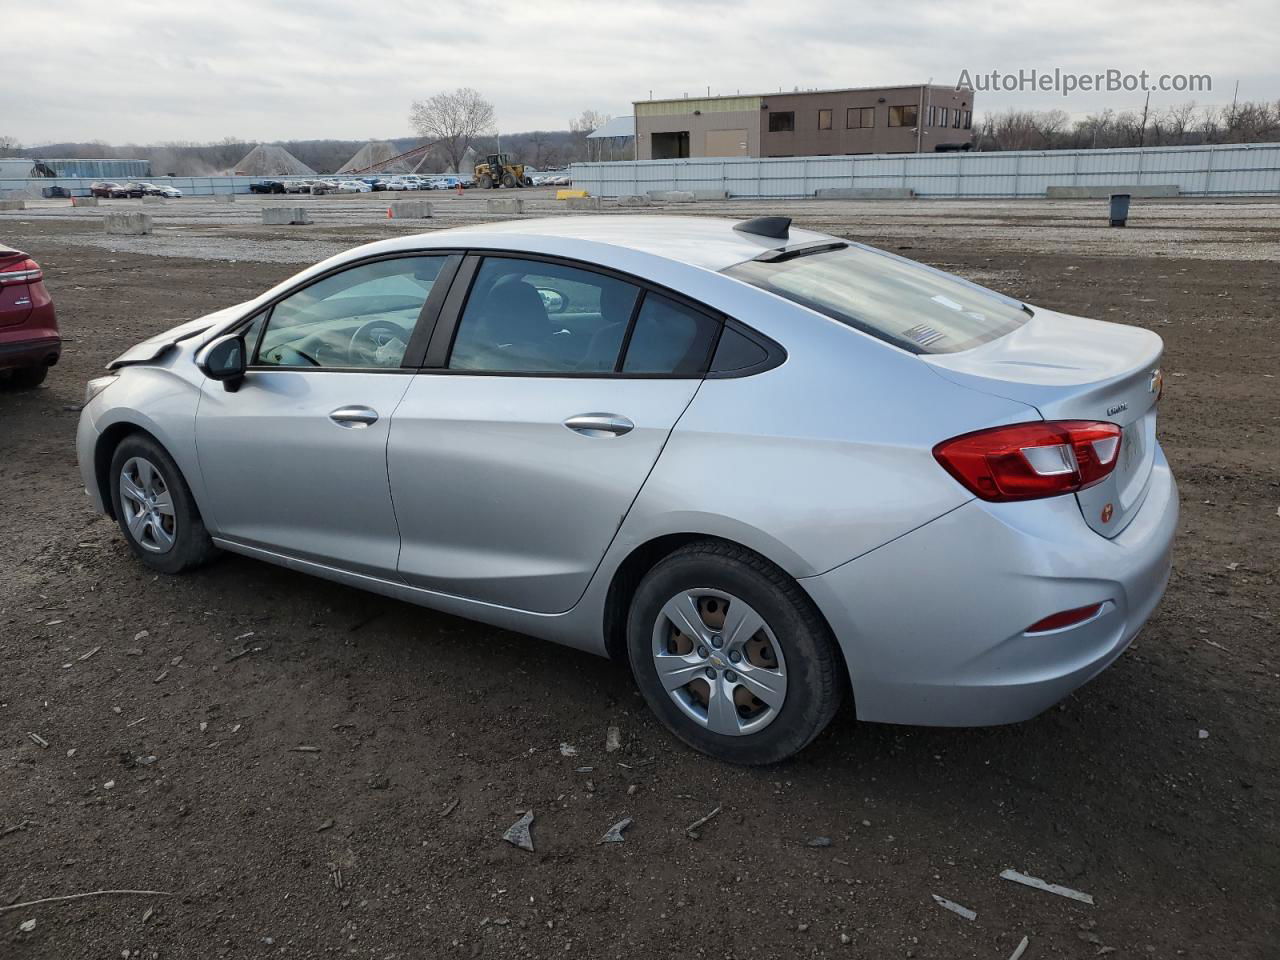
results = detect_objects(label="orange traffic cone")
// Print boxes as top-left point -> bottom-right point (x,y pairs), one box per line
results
455,183 -> 464,197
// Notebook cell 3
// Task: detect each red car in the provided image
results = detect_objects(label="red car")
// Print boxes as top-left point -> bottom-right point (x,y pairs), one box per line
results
0,245 -> 60,388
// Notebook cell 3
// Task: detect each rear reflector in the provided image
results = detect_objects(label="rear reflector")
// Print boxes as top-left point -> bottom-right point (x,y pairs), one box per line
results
1025,603 -> 1105,633
933,420 -> 1123,502
0,258 -> 42,286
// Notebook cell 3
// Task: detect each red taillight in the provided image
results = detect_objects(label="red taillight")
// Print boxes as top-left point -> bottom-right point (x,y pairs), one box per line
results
0,258 -> 42,286
933,420 -> 1122,502
1025,602 -> 1105,633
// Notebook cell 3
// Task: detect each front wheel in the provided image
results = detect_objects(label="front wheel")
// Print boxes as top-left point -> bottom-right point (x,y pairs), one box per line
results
477,175 -> 494,189
109,435 -> 218,574
627,541 -> 843,765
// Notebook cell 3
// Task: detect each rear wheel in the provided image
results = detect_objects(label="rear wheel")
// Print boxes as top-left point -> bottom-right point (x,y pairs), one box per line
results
7,365 -> 48,389
477,174 -> 494,189
109,435 -> 218,574
627,541 -> 843,765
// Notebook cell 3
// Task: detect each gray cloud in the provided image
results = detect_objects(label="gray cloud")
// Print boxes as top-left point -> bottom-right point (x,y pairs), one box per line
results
10,0 -> 1279,144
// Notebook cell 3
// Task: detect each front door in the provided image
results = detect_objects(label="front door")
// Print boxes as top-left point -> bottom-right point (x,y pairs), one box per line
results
196,254 -> 452,576
389,254 -> 723,613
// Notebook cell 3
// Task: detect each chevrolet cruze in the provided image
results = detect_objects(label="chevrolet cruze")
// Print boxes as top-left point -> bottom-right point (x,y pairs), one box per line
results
76,215 -> 1177,764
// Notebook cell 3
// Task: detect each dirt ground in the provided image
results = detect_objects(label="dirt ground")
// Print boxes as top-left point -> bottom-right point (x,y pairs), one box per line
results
1,197 -> 1277,959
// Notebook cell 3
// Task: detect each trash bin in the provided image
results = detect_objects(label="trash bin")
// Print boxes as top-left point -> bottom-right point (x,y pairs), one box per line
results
1109,193 -> 1131,227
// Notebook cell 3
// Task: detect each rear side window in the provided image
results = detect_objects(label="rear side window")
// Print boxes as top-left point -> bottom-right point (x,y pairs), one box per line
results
621,294 -> 719,375
724,244 -> 1027,354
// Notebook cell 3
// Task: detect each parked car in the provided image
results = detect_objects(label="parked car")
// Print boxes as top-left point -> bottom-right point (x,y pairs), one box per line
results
75,215 -> 1177,764
248,180 -> 286,194
116,182 -> 147,198
336,180 -> 371,193
309,180 -> 339,195
139,182 -> 182,198
0,244 -> 59,388
285,181 -> 312,194
89,181 -> 123,198
41,185 -> 72,199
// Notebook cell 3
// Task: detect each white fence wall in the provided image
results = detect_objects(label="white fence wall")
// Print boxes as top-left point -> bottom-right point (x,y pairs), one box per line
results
570,143 -> 1280,198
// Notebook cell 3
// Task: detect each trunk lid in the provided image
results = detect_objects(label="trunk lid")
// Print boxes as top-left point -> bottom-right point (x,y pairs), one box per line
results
925,307 -> 1164,537
0,246 -> 34,326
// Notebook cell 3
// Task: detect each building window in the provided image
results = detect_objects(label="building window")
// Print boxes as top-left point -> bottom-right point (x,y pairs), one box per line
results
953,109 -> 963,129
818,109 -> 832,130
963,110 -> 972,130
937,107 -> 948,128
888,104 -> 918,127
846,107 -> 875,129
926,106 -> 935,126
768,112 -> 795,133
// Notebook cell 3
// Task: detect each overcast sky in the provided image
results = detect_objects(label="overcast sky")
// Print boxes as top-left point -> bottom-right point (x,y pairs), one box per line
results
11,0 -> 1279,145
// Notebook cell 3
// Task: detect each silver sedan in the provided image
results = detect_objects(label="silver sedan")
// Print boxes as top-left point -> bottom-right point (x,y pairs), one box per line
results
76,215 -> 1177,763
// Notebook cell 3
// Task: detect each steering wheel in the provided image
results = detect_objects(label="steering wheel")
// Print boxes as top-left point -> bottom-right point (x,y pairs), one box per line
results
349,318 -> 408,367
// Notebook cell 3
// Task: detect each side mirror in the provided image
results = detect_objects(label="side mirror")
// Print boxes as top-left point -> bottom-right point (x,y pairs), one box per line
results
537,287 -> 567,314
198,333 -> 247,392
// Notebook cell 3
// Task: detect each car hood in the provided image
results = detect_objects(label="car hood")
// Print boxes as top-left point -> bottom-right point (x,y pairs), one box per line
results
106,303 -> 250,369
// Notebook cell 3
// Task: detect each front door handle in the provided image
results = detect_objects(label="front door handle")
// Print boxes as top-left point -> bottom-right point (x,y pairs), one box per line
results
329,405 -> 379,428
563,413 -> 634,438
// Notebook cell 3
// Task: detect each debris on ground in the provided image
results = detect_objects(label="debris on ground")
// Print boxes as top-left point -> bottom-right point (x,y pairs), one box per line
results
0,889 -> 174,913
605,726 -> 622,753
316,819 -> 334,832
133,630 -> 149,643
559,742 -> 578,756
806,836 -> 833,847
18,918 -> 36,932
77,645 -> 101,662
1000,868 -> 1095,905
931,894 -> 977,920
27,732 -> 49,749
291,746 -> 321,753
1007,936 -> 1030,960
1199,729 -> 1210,739
685,805 -> 722,840
440,799 -> 459,818
599,817 -> 633,844
502,810 -> 535,852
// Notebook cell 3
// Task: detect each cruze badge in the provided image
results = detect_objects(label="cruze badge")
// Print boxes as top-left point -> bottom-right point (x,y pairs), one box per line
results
1107,402 -> 1128,417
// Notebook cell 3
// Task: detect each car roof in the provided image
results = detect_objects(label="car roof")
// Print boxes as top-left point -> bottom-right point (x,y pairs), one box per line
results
419,216 -> 835,272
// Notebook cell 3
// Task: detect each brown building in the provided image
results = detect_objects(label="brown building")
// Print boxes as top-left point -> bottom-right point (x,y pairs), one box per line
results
634,84 -> 975,160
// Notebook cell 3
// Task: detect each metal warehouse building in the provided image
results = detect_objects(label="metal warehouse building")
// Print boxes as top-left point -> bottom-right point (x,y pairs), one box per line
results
634,84 -> 976,160
0,157 -> 151,179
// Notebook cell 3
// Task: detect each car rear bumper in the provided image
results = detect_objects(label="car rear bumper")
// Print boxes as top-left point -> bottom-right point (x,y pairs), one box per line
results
800,447 -> 1178,727
0,334 -> 61,371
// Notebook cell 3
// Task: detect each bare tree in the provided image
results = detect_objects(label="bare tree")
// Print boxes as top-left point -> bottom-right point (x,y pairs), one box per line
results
409,88 -> 496,173
0,134 -> 20,154
570,110 -> 611,161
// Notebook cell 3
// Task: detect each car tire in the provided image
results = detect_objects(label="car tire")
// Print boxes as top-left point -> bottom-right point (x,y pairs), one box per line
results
8,365 -> 49,389
626,540 -> 843,765
109,434 -> 218,575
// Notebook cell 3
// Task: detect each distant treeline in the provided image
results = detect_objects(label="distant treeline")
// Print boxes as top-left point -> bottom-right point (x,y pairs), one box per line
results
13,129 -> 603,176
975,100 -> 1280,151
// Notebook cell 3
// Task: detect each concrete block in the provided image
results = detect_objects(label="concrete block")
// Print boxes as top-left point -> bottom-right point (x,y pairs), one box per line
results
141,195 -> 163,204
213,193 -> 236,203
616,195 -> 652,207
71,196 -> 99,207
1046,185 -> 1179,199
262,206 -> 313,225
693,190 -> 730,200
815,187 -> 916,199
387,200 -> 432,219
487,198 -> 524,214
647,190 -> 696,203
563,196 -> 601,211
0,199 -> 25,211
104,212 -> 153,235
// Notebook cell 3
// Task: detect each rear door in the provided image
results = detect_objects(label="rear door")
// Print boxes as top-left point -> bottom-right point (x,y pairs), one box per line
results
388,254 -> 722,613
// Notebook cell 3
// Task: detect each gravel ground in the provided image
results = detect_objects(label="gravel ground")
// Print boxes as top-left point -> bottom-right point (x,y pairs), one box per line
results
1,198 -> 1277,959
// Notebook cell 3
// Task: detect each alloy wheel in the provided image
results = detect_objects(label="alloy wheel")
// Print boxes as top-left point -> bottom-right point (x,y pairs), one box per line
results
118,456 -> 177,554
651,588 -> 788,736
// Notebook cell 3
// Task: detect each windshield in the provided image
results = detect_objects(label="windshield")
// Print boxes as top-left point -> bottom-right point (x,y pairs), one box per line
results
724,243 -> 1027,354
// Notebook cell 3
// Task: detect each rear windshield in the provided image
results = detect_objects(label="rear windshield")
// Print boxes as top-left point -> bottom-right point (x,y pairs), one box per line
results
723,243 -> 1027,354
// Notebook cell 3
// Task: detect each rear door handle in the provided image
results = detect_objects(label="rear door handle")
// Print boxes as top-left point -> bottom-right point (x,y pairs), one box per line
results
329,405 -> 379,428
563,413 -> 634,438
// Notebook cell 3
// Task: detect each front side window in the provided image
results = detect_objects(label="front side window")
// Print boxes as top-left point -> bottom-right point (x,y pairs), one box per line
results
724,244 -> 1027,355
888,104 -> 919,127
449,258 -> 640,373
768,112 -> 795,133
817,109 -> 832,130
256,257 -> 446,369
